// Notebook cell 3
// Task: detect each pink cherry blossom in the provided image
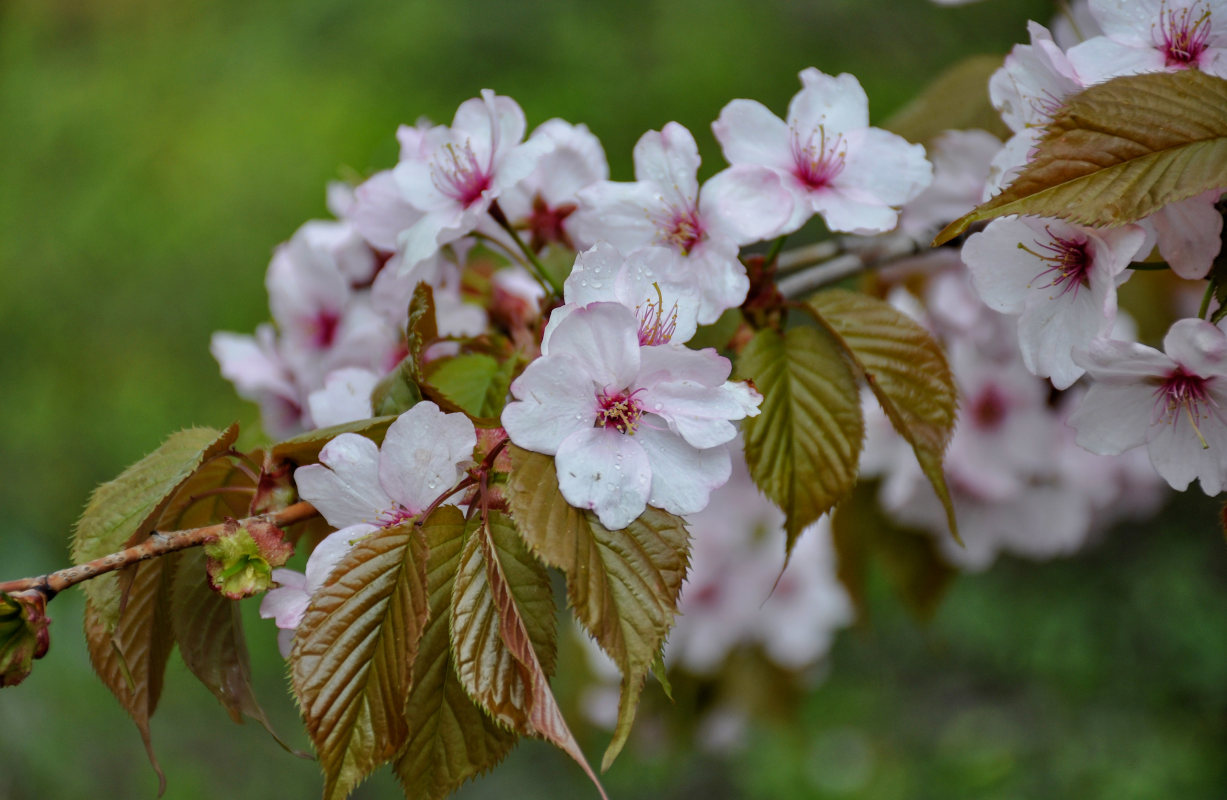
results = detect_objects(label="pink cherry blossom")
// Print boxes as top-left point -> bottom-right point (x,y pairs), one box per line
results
393,91 -> 553,269
1067,0 -> 1227,83
570,122 -> 792,324
307,367 -> 379,429
962,216 -> 1147,389
498,118 -> 609,251
713,68 -> 931,236
1070,318 -> 1227,494
501,302 -> 761,529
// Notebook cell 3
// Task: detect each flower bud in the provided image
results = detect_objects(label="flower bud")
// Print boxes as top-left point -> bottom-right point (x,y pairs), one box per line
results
0,590 -> 51,688
204,519 -> 294,600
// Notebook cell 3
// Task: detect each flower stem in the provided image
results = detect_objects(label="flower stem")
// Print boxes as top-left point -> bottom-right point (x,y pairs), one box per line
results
1199,280 -> 1215,320
488,202 -> 565,297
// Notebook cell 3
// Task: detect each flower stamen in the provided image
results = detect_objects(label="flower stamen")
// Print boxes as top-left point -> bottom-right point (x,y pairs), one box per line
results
595,387 -> 645,434
791,123 -> 847,190
1020,227 -> 1091,298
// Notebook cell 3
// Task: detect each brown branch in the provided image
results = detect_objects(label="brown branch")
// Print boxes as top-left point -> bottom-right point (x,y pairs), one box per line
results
776,232 -> 923,298
0,501 -> 319,599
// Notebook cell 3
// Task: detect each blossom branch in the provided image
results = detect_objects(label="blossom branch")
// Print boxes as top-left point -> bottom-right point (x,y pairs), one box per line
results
0,501 -> 319,599
775,232 -> 922,298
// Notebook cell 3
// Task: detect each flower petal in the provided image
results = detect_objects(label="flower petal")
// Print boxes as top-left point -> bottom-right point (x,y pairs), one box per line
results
294,434 -> 392,529
378,401 -> 477,514
637,428 -> 732,516
555,428 -> 652,530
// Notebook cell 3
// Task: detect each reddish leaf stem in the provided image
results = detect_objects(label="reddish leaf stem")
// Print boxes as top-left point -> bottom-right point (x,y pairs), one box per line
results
0,501 -> 319,600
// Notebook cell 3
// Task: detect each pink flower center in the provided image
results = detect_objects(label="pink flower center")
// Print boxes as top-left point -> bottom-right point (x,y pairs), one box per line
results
376,504 -> 415,528
635,284 -> 679,346
431,141 -> 492,207
791,124 -> 847,190
1020,228 -> 1091,298
595,388 -> 644,434
655,204 -> 705,255
1153,366 -> 1218,447
968,384 -> 1009,432
1154,0 -> 1212,67
310,310 -> 342,349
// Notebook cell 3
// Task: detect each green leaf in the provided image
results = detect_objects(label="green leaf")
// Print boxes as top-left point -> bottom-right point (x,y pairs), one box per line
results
451,511 -> 605,796
84,556 -> 179,796
291,522 -> 431,800
504,446 -> 690,771
371,358 -> 424,417
831,483 -> 956,622
394,508 -> 518,800
805,290 -> 959,542
72,424 -> 239,635
935,69 -> 1227,243
269,415 -> 398,467
883,54 -> 1010,144
737,326 -> 864,553
170,548 -> 296,751
425,353 -> 513,425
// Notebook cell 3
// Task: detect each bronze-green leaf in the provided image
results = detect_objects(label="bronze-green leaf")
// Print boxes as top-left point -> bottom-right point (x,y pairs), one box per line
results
395,508 -> 518,800
291,522 -> 430,800
737,326 -> 864,552
935,69 -> 1227,243
504,446 -> 690,770
450,511 -> 605,796
84,556 -> 179,796
72,425 -> 239,633
805,289 -> 959,542
883,53 -> 1009,144
269,415 -> 399,467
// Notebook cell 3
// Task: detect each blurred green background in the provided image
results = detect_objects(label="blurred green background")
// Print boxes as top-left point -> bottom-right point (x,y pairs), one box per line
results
2,0 -> 1225,797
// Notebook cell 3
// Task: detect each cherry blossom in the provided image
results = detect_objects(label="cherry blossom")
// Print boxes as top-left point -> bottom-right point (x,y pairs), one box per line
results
501,302 -> 760,529
393,90 -> 553,269
712,68 -> 931,237
961,216 -> 1147,389
498,118 -> 609,251
1067,0 -> 1227,83
543,242 -> 701,347
259,530 -> 358,657
570,122 -> 792,324
1070,318 -> 1227,494
306,367 -> 379,429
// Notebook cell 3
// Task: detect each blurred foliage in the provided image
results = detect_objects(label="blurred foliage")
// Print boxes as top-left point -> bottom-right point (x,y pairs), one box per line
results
4,0 -> 1226,798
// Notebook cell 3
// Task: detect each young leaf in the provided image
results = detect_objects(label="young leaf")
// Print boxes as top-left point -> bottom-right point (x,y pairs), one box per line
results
451,511 -> 607,796
84,556 -> 179,796
883,54 -> 1010,144
72,424 -> 239,633
804,290 -> 959,542
394,508 -> 518,800
737,326 -> 864,553
935,69 -> 1227,243
504,446 -> 690,770
268,415 -> 398,467
291,522 -> 430,800
425,353 -> 513,425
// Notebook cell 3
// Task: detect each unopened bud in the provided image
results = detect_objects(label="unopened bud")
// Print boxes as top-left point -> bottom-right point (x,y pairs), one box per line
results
204,519 -> 294,600
0,590 -> 51,688
251,462 -> 296,515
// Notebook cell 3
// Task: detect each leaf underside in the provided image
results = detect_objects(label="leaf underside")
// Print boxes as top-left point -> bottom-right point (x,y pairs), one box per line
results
936,69 -> 1227,243
72,424 -> 239,632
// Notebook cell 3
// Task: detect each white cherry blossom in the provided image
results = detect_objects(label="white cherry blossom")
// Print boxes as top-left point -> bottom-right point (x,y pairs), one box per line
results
1070,318 -> 1227,494
571,122 -> 791,324
501,302 -> 760,529
713,68 -> 931,236
962,216 -> 1147,389
393,90 -> 552,269
1067,0 -> 1227,83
